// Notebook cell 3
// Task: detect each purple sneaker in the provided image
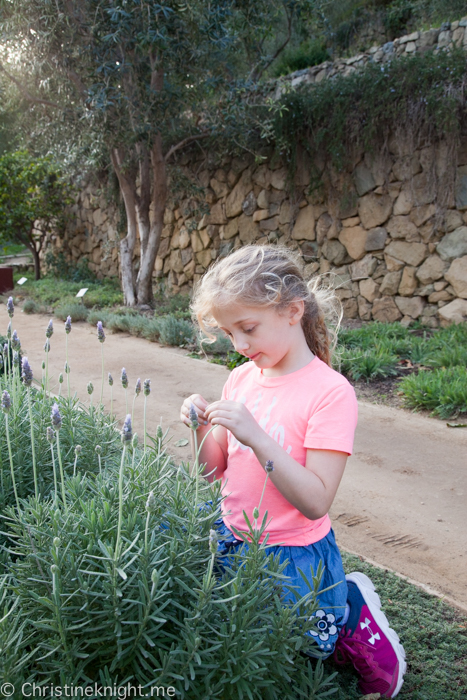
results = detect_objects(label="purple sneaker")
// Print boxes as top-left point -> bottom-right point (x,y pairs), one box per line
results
334,572 -> 406,698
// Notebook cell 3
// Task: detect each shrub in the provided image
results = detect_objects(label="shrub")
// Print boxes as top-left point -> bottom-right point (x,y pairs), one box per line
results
157,315 -> 194,346
336,346 -> 399,382
198,333 -> 232,355
141,318 -> 162,342
398,366 -> 467,418
273,40 -> 330,77
22,298 -> 41,314
54,302 -> 89,322
86,309 -> 111,326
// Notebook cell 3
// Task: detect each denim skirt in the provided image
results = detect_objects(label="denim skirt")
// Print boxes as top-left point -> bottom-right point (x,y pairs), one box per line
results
212,514 -> 348,657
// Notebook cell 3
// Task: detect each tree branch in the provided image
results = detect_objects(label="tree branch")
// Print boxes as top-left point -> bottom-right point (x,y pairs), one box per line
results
165,132 -> 210,162
0,63 -> 61,109
248,6 -> 293,83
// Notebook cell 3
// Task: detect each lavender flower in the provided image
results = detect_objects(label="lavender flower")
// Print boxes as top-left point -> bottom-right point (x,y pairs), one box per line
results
146,490 -> 156,513
121,368 -> 128,389
95,445 -> 102,454
143,378 -> 151,396
42,361 -> 46,370
64,362 -> 70,374
1,390 -> 11,414
6,296 -> 14,318
58,373 -> 64,384
87,382 -> 94,395
21,357 -> 33,387
65,316 -> 72,334
132,433 -> 138,449
135,378 -> 141,396
53,537 -> 61,548
208,529 -> 218,555
13,351 -> 19,368
121,414 -> 132,443
3,343 -> 7,357
151,569 -> 159,585
97,321 -> 105,343
74,445 -> 82,455
265,460 -> 274,473
0,355 -> 4,370
108,373 -> 113,386
11,330 -> 20,352
45,319 -> 54,339
189,402 -> 199,430
44,339 -> 50,353
46,426 -> 55,443
253,507 -> 259,519
51,403 -> 62,430
6,322 -> 11,339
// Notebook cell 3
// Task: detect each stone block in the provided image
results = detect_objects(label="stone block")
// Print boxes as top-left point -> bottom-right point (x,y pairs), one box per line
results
395,296 -> 425,318
412,172 -> 436,206
353,162 -> 376,196
438,298 -> 467,325
222,218 -> 239,240
365,227 -> 387,251
225,169 -> 252,218
398,266 -> 418,296
196,249 -> 212,269
339,225 -> 367,260
207,202 -> 227,225
416,255 -> 446,285
342,216 -> 360,227
252,165 -> 272,189
210,178 -> 229,198
303,261 -> 320,277
316,212 -> 333,244
357,295 -> 373,320
158,237 -> 171,259
257,190 -> 269,209
339,190 -> 359,219
410,204 -> 436,227
359,278 -> 379,302
393,189 -> 413,216
428,290 -> 453,303
259,216 -> 279,231
191,231 -> 205,253
385,241 -> 427,266
386,216 -> 419,240
169,249 -> 184,273
445,256 -> 467,298
237,214 -> 259,244
180,246 -> 193,266
437,226 -> 467,261
301,241 -> 319,261
291,205 -> 316,241
322,239 -> 347,265
279,201 -> 294,224
350,254 -> 377,280
253,209 -> 271,222
179,227 -> 190,249
342,297 -> 359,319
445,209 -> 464,232
358,193 -> 393,229
372,297 -> 402,322
392,155 -> 420,181
380,271 -> 402,295
270,167 -> 288,190
242,191 -> 257,216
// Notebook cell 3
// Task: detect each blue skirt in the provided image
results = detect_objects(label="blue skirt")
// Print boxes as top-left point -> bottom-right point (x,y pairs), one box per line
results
213,514 -> 348,657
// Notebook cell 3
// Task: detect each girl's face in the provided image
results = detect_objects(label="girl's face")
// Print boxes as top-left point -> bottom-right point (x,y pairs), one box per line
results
212,301 -> 310,373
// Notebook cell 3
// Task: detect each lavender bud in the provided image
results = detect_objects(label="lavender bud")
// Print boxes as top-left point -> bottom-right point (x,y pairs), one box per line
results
50,564 -> 58,575
121,368 -> 128,389
95,445 -> 102,454
156,425 -> 163,439
65,316 -> 72,334
21,357 -> 33,387
6,296 -> 14,318
87,382 -> 94,395
108,372 -> 113,386
189,402 -> 199,430
132,433 -> 138,449
253,507 -> 259,520
58,373 -> 64,384
11,330 -> 20,352
146,490 -> 156,513
1,390 -> 11,414
135,378 -> 141,396
265,460 -> 274,473
45,319 -> 54,339
97,321 -> 105,343
7,321 -> 11,339
121,414 -> 132,443
151,568 -> 159,586
44,339 -> 50,353
53,537 -> 61,548
0,355 -> 3,370
74,445 -> 82,455
208,529 -> 218,555
143,378 -> 151,396
51,403 -> 62,430
64,361 -> 70,374
47,426 -> 55,443
13,350 -> 19,367
42,361 -> 46,370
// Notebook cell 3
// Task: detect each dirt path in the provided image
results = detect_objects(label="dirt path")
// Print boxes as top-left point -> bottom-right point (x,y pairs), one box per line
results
6,308 -> 467,611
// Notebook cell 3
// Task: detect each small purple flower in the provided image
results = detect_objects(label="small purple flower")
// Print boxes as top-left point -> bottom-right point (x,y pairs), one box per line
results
121,368 -> 128,389
189,402 -> 199,430
74,445 -> 82,455
108,372 -> 113,386
47,426 -> 55,443
143,378 -> 151,397
11,330 -> 20,352
3,343 -> 8,357
1,390 -> 11,414
21,357 -> 33,387
44,339 -> 50,353
45,319 -> 54,339
97,321 -> 105,343
65,316 -> 72,334
121,414 -> 132,443
6,297 -> 14,318
51,403 -> 62,430
135,378 -> 141,396
265,460 -> 274,473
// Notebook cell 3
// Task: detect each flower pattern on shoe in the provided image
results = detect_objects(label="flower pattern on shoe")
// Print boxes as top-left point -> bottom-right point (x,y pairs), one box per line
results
309,610 -> 338,641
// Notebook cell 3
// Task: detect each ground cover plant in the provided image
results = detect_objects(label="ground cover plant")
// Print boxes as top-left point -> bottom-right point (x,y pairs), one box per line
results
0,298 -> 342,698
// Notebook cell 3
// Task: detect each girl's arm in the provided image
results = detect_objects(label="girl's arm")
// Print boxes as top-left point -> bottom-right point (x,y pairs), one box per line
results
180,394 -> 228,483
204,399 -> 347,520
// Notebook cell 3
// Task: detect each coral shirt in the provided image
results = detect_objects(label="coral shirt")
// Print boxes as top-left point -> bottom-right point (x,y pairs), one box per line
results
219,356 -> 358,546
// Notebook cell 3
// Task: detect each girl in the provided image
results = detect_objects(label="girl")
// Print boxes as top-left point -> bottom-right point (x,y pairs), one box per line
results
180,244 -> 406,698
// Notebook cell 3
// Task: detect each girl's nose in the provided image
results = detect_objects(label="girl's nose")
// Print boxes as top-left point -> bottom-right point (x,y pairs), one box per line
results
234,337 -> 249,352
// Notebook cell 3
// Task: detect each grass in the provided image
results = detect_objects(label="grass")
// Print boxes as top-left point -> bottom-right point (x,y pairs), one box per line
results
331,552 -> 467,700
398,366 -> 467,418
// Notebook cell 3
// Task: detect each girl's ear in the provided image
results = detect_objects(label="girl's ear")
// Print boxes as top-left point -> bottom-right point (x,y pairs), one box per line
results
288,299 -> 305,325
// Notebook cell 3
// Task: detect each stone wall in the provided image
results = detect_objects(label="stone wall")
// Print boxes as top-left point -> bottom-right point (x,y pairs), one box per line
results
47,17 -> 467,327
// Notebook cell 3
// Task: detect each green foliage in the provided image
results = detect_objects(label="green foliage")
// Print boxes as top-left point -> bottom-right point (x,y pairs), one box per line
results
157,315 -> 194,347
227,351 -> 251,370
20,276 -> 123,310
54,303 -> 89,323
336,346 -> 399,382
398,366 -> 467,418
44,250 -> 97,283
383,0 -> 415,39
22,298 -> 42,314
272,49 -> 467,171
274,40 -> 330,76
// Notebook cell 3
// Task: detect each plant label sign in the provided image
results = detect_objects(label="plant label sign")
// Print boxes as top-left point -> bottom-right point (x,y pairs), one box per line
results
17,277 -> 28,285
76,288 -> 88,298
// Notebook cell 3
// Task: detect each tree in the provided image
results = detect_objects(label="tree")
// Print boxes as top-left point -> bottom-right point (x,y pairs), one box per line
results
0,0 -> 313,305
0,150 -> 72,279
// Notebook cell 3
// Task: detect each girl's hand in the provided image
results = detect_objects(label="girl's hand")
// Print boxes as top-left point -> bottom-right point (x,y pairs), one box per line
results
180,394 -> 209,429
204,400 -> 261,447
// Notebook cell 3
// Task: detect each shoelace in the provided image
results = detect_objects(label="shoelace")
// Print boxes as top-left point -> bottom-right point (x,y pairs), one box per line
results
334,629 -> 378,677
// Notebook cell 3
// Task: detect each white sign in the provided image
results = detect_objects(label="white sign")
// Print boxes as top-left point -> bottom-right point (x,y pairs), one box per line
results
17,277 -> 28,285
76,288 -> 88,298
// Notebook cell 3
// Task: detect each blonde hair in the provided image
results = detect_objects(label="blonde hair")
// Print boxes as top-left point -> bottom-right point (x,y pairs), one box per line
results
191,244 -> 343,367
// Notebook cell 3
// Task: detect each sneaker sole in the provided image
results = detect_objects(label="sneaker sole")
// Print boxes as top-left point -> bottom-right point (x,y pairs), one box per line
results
346,571 -> 407,698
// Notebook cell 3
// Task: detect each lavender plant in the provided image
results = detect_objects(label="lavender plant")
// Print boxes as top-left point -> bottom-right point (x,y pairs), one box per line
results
21,357 -> 38,499
121,368 -> 129,414
44,319 -> 54,396
143,378 -> 150,452
64,315 -> 71,398
2,389 -> 19,511
97,321 -> 105,405
131,377 -> 141,424
108,372 -> 114,415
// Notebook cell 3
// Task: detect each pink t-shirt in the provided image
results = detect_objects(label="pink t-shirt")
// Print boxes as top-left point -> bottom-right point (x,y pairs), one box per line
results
219,356 -> 358,546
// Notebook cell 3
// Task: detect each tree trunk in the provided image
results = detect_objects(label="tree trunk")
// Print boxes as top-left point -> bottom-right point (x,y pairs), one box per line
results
31,246 -> 41,280
136,135 -> 167,305
110,148 -> 138,306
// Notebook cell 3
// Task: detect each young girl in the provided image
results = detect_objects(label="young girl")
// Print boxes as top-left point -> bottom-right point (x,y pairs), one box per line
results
180,244 -> 406,698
